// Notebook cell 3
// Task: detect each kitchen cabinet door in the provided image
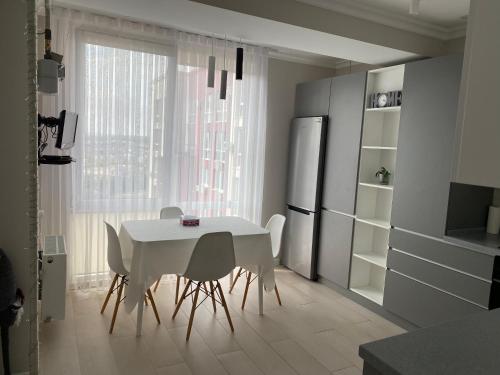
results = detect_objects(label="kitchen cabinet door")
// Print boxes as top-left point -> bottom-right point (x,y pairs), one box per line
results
294,78 -> 332,117
322,72 -> 366,215
391,55 -> 463,237
317,209 -> 354,288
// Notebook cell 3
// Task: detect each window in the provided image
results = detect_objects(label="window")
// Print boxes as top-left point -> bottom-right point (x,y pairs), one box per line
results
74,33 -> 175,212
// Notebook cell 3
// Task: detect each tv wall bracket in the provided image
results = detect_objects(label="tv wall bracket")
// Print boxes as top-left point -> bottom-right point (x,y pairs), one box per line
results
38,114 -> 73,165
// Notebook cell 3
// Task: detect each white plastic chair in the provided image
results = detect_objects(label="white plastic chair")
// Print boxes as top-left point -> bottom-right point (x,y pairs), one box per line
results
229,214 -> 286,309
154,207 -> 187,301
160,206 -> 184,220
100,222 -> 161,333
172,232 -> 235,340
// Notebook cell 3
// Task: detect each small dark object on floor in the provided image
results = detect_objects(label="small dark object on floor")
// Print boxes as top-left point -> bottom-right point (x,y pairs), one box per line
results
0,248 -> 24,375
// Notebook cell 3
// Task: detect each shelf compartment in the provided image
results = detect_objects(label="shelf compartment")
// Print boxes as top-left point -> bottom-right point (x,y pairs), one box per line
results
362,146 -> 397,150
356,185 -> 393,223
361,113 -> 400,152
352,219 -> 389,261
352,253 -> 387,268
358,149 -> 397,186
351,285 -> 384,305
359,182 -> 393,191
365,106 -> 400,113
350,257 -> 386,305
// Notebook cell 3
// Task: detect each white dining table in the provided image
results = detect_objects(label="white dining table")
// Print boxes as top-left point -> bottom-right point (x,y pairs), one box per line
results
118,216 -> 275,336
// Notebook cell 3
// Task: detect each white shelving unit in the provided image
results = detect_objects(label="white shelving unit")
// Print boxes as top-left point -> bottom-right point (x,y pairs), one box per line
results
350,64 -> 404,305
365,106 -> 401,113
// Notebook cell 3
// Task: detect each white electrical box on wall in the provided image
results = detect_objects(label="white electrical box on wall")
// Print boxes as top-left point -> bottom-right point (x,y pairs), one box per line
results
41,235 -> 67,321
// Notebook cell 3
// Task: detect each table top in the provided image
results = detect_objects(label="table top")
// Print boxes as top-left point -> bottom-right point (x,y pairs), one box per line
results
359,309 -> 500,375
121,216 -> 269,243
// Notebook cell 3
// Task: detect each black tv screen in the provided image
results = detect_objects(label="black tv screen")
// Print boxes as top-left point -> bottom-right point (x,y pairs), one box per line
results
56,110 -> 78,150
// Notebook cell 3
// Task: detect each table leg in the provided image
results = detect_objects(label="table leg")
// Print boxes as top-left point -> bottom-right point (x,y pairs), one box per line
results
136,284 -> 145,336
258,266 -> 263,315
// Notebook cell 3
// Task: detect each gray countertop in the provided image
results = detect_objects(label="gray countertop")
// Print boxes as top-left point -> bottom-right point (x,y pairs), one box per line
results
359,308 -> 500,375
445,228 -> 500,257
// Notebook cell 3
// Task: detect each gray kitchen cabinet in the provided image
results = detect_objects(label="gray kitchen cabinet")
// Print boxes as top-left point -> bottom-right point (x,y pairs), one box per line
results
385,228 -> 500,326
322,72 -> 366,215
387,248 -> 492,308
294,78 -> 332,117
453,1 -> 500,189
384,269 -> 485,328
391,55 -> 463,238
317,209 -> 354,288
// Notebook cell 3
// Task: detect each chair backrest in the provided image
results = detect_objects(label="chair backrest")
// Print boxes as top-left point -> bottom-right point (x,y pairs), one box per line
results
104,222 -> 129,276
184,232 -> 235,282
266,214 -> 286,258
160,206 -> 184,219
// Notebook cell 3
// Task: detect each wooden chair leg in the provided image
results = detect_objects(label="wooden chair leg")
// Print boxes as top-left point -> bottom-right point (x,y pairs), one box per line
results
144,295 -> 148,306
241,271 -> 252,310
217,281 -> 234,332
209,281 -> 217,313
186,283 -> 201,341
109,276 -> 125,334
229,267 -> 243,294
153,276 -> 162,292
175,275 -> 181,304
146,288 -> 161,324
101,274 -> 119,314
274,283 -> 282,306
172,280 -> 192,319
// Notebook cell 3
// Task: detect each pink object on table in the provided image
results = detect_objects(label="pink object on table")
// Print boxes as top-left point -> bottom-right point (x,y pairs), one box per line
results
180,215 -> 200,226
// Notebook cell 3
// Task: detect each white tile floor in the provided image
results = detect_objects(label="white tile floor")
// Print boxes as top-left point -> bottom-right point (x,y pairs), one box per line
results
39,267 -> 406,375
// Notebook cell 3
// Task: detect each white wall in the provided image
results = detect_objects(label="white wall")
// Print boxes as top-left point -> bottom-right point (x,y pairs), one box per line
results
0,0 -> 38,373
261,58 -> 335,225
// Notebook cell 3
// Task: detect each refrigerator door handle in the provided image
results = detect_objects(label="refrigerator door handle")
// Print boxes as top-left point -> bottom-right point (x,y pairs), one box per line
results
287,205 -> 311,215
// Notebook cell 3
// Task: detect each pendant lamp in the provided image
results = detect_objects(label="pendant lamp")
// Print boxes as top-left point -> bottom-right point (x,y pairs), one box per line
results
236,45 -> 243,80
220,36 -> 228,100
207,38 -> 215,88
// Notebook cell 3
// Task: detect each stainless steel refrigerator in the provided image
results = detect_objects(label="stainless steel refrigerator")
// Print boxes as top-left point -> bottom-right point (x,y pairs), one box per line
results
283,116 -> 328,280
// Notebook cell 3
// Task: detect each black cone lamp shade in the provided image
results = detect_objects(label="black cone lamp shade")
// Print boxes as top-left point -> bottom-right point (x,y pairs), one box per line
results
236,47 -> 243,80
220,69 -> 228,100
207,55 -> 216,88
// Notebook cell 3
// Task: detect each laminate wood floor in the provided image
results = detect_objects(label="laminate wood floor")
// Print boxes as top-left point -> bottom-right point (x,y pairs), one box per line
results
39,267 -> 406,375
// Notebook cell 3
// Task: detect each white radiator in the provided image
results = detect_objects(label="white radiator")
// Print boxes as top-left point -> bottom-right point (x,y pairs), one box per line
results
41,235 -> 67,321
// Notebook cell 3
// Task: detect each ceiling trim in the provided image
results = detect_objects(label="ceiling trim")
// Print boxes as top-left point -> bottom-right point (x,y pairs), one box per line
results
298,0 -> 467,40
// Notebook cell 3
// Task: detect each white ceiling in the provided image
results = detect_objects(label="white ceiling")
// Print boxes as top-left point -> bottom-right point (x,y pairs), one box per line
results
54,0 -> 418,66
299,0 -> 470,39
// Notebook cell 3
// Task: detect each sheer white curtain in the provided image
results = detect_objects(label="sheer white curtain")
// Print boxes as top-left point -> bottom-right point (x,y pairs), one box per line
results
39,8 -> 268,289
171,33 -> 268,223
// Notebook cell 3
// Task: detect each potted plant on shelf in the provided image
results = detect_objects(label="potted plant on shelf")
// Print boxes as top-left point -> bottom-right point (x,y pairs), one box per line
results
375,167 -> 391,185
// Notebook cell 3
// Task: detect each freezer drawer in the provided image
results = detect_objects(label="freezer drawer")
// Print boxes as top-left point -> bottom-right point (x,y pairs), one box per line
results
284,207 -> 319,279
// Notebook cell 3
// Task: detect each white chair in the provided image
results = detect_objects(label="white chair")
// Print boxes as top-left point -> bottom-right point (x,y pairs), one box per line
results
172,232 -> 235,341
160,206 -> 184,220
154,206 -> 185,298
100,222 -> 161,333
229,214 -> 286,309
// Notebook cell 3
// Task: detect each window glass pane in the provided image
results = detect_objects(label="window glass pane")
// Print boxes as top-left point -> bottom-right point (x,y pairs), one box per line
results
75,42 -> 172,211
